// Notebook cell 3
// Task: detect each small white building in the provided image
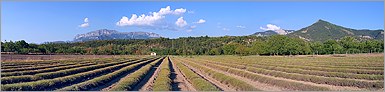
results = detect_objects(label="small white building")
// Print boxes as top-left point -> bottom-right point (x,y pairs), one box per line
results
150,52 -> 157,56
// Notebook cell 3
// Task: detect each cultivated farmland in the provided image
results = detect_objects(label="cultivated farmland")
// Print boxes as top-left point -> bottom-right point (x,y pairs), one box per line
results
1,54 -> 384,91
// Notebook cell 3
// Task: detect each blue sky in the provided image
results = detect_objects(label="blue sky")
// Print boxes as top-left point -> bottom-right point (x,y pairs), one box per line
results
2,1 -> 384,43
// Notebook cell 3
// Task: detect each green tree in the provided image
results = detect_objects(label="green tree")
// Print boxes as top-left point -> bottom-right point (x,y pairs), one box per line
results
324,40 -> 343,54
3,41 -> 16,52
235,44 -> 248,55
250,40 -> 267,55
222,43 -> 238,55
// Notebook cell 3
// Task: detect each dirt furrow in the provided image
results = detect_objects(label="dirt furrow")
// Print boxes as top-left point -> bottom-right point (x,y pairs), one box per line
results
176,59 -> 236,91
100,59 -> 160,91
138,58 -> 164,91
131,59 -> 163,91
169,57 -> 197,91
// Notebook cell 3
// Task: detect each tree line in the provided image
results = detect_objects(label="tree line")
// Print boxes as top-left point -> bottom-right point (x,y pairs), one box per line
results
1,35 -> 383,55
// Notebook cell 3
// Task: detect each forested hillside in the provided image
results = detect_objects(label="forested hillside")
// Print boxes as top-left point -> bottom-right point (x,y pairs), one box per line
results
2,35 -> 383,55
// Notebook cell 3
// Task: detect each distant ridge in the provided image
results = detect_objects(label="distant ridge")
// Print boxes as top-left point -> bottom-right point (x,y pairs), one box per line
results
287,19 -> 384,41
74,29 -> 161,42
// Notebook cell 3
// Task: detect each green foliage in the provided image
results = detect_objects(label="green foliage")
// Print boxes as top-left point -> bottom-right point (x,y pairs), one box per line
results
1,35 -> 383,55
287,19 -> 384,42
152,57 -> 172,91
222,43 -> 238,55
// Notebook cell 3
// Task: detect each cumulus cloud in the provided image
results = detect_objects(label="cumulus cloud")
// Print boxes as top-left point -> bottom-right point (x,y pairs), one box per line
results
175,17 -> 187,28
79,18 -> 89,28
174,8 -> 187,15
236,25 -> 246,29
195,19 -> 206,24
116,6 -> 186,27
260,24 -> 287,35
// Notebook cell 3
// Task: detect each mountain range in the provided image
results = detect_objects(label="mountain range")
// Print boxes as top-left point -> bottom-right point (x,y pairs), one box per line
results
252,30 -> 295,37
72,19 -> 383,42
73,29 -> 161,42
252,19 -> 384,42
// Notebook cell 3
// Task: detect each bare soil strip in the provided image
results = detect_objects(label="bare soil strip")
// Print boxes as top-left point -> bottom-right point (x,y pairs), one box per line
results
169,57 -> 197,91
138,58 -> 165,91
131,59 -> 163,91
176,58 -> 236,91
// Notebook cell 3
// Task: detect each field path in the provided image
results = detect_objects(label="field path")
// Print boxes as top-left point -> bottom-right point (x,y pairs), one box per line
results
137,58 -> 164,91
100,59 -> 160,91
169,57 -> 197,91
131,59 -> 163,91
175,59 -> 235,91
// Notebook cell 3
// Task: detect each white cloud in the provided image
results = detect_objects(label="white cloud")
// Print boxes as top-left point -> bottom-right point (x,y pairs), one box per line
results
174,8 -> 187,15
84,18 -> 89,22
79,17 -> 89,28
260,24 -> 287,35
195,19 -> 206,24
175,17 -> 187,28
117,6 -> 186,27
186,25 -> 196,32
222,28 -> 230,31
236,25 -> 246,29
79,23 -> 89,28
187,11 -> 194,14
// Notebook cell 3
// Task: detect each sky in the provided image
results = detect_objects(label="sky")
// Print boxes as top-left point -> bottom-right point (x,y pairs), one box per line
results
2,1 -> 384,43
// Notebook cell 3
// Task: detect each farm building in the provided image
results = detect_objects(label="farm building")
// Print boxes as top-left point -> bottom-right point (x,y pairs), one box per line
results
150,52 -> 157,56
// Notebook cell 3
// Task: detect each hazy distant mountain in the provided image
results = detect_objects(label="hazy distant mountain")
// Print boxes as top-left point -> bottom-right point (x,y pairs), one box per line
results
252,30 -> 295,37
287,19 -> 384,42
74,29 -> 161,42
